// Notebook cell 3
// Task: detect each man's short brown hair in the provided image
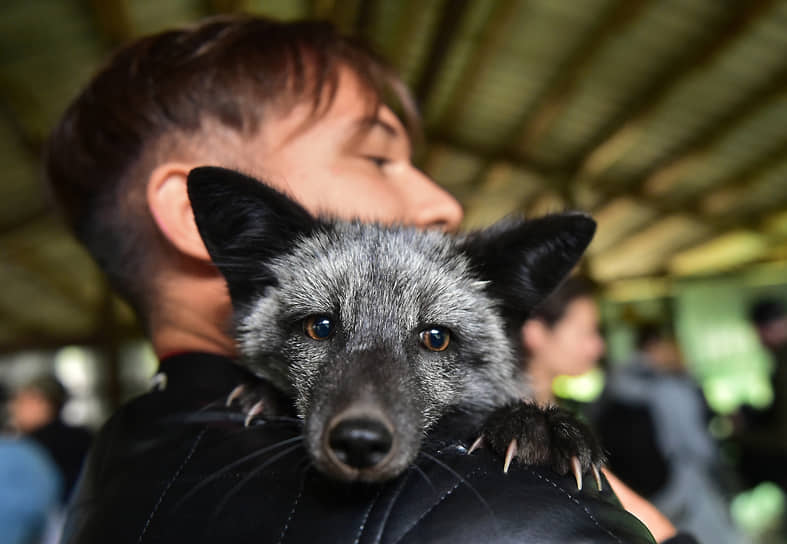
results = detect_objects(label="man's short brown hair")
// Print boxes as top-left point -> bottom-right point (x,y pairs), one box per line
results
45,15 -> 417,318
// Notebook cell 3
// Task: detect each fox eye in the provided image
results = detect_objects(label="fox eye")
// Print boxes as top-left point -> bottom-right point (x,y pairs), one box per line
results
304,315 -> 334,340
419,327 -> 451,352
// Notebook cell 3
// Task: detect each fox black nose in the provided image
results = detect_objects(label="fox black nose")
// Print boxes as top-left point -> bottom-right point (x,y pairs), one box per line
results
328,418 -> 393,469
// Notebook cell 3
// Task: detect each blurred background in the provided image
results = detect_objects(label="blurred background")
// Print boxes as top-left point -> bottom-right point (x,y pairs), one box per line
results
0,0 -> 785,542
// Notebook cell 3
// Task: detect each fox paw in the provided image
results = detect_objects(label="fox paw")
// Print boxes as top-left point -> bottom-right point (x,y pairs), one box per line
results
471,402 -> 605,490
225,382 -> 285,426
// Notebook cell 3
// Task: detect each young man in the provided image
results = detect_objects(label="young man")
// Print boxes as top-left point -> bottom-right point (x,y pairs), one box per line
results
46,15 -> 687,543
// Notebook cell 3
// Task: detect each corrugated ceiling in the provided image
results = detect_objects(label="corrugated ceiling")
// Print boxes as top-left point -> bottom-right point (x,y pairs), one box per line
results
0,0 -> 785,352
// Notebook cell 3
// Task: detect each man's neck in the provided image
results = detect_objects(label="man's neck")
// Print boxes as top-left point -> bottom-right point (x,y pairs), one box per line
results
148,272 -> 238,360
151,325 -> 237,359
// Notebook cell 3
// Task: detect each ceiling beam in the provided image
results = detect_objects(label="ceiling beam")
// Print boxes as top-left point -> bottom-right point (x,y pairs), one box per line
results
664,210 -> 787,276
0,207 -> 52,237
0,280 -> 141,357
0,77 -> 44,157
571,0 -> 775,179
433,0 -> 519,128
696,150 -> 787,216
430,1 -> 648,211
428,133 -> 556,182
488,0 -> 647,208
588,143 -> 787,255
3,260 -> 94,312
309,0 -> 334,19
87,0 -> 134,45
323,0 -> 364,34
0,325 -> 142,356
1,248 -> 95,313
207,0 -> 247,14
593,191 -> 787,272
0,86 -> 52,234
352,0 -> 377,40
514,0 -> 650,154
0,305 -> 50,342
593,72 -> 787,200
413,0 -> 471,106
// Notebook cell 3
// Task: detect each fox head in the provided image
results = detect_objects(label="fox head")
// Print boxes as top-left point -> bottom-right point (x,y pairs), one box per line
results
187,166 -> 595,482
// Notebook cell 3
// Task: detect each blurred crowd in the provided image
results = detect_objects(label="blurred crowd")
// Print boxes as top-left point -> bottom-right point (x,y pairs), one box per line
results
523,278 -> 787,544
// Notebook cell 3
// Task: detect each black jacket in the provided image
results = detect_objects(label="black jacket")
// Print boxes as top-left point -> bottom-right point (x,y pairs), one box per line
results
30,419 -> 92,502
61,353 -> 693,543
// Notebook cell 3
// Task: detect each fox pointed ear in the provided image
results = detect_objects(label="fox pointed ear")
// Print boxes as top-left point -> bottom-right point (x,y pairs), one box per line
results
461,212 -> 596,324
186,166 -> 316,308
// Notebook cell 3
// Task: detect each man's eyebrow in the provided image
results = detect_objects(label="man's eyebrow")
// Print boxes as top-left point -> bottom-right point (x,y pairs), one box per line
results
347,115 -> 412,157
353,116 -> 400,137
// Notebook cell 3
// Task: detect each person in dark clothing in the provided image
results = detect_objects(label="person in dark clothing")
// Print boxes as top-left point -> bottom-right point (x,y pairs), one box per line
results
44,14 -> 695,543
10,375 -> 93,502
597,324 -> 743,543
595,325 -> 680,498
521,278 -> 695,541
737,298 -> 787,491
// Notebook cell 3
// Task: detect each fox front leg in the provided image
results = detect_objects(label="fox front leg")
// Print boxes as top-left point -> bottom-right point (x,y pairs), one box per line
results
471,403 -> 605,490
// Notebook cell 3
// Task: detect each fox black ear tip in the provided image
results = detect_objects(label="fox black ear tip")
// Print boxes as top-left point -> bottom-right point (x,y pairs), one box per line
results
565,210 -> 595,223
187,166 -> 213,188
186,171 -> 211,205
581,216 -> 597,236
187,166 -> 243,200
562,211 -> 596,238
187,166 -> 226,185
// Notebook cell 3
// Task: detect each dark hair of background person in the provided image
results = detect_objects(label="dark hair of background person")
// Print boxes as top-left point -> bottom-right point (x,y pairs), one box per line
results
529,275 -> 598,327
0,383 -> 8,430
16,375 -> 93,502
44,15 -> 418,321
20,375 -> 68,415
749,298 -> 786,327
635,322 -> 675,352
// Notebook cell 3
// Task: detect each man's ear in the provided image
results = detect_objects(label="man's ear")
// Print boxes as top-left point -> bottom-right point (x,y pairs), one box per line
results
460,212 -> 596,325
146,162 -> 212,261
522,319 -> 548,352
186,166 -> 317,308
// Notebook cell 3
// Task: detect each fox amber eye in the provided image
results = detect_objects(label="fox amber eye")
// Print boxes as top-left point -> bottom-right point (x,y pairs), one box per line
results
304,316 -> 334,340
419,327 -> 451,352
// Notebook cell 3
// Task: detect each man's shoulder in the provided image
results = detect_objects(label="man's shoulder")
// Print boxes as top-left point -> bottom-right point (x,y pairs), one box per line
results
63,353 -> 656,544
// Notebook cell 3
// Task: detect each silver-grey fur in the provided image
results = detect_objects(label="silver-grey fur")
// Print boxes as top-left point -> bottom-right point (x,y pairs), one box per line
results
236,222 -> 525,480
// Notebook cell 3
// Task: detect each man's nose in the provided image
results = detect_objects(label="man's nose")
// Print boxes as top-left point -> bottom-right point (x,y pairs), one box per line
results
407,169 -> 464,232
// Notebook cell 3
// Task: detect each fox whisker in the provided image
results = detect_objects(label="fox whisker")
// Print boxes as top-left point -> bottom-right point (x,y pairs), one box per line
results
211,443 -> 303,519
174,435 -> 302,511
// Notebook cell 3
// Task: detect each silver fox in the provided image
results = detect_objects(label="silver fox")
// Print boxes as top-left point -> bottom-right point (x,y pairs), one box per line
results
187,166 -> 604,485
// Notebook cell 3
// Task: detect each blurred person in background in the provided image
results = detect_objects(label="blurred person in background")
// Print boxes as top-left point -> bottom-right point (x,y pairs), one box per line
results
10,375 -> 92,503
0,437 -> 62,544
736,298 -> 787,492
520,276 -> 605,406
522,277 -> 742,542
521,277 -> 684,540
598,323 -> 745,544
1,383 -> 63,544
